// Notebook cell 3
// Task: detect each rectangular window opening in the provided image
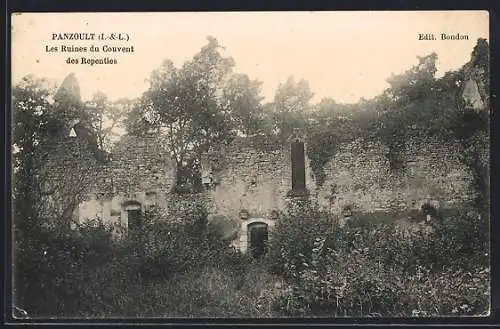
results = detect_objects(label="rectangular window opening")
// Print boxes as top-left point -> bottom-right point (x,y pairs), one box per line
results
291,140 -> 306,192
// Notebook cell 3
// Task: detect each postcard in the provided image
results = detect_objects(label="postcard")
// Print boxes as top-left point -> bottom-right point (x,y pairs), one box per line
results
10,11 -> 490,319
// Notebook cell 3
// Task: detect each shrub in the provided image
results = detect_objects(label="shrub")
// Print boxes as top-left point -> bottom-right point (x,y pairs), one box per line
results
119,206 -> 207,280
14,200 -> 489,318
270,206 -> 490,317
13,218 -> 116,317
273,246 -> 489,317
13,201 -> 234,317
265,200 -> 334,278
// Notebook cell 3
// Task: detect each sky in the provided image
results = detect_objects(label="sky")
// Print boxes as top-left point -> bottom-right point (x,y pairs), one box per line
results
11,11 -> 489,104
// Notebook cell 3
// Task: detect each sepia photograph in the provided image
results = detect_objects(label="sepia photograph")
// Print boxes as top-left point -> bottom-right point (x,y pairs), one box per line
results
10,11 -> 490,319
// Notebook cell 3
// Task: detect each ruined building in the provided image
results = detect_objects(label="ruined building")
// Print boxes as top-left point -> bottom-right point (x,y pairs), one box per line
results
37,64 -> 487,254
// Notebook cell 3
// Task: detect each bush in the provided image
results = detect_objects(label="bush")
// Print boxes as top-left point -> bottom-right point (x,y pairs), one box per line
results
13,201 -> 251,317
265,199 -> 334,278
273,248 -> 489,317
14,200 -> 489,318
119,205 -> 209,280
14,218 -> 116,317
270,206 -> 490,317
118,203 -> 247,281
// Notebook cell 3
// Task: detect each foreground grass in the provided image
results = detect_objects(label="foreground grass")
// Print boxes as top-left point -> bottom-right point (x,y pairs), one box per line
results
52,261 -> 488,319
73,263 -> 282,318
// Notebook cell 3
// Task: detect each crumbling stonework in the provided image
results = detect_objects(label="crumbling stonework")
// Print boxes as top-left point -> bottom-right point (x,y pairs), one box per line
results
42,127 -> 476,251
77,134 -> 177,232
317,136 -> 474,215
37,125 -> 103,228
37,69 -> 485,252
207,138 -> 316,221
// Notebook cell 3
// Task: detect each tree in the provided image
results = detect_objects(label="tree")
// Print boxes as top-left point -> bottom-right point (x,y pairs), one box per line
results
12,75 -> 64,311
12,74 -> 111,234
85,92 -> 129,151
126,36 -> 237,191
12,75 -> 59,233
372,53 -> 441,170
267,76 -> 314,141
12,75 -> 114,312
221,73 -> 265,137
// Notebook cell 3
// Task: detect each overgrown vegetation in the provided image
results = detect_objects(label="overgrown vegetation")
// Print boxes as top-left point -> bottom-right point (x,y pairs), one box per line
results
267,201 -> 489,317
306,42 -> 489,190
13,198 -> 489,318
14,205 -> 278,318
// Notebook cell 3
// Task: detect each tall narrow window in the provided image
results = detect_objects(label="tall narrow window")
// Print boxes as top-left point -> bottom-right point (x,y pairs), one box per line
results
291,140 -> 306,192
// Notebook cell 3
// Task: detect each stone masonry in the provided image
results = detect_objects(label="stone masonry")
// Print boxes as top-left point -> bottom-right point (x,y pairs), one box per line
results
37,71 -> 485,253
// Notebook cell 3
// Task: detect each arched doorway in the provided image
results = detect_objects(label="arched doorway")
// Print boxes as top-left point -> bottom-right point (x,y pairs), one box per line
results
247,222 -> 269,258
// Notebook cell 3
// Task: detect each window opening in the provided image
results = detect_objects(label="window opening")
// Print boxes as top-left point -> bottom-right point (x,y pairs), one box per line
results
291,140 -> 306,191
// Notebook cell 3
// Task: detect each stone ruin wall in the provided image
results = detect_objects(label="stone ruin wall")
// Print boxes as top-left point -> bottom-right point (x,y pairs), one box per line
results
38,47 -> 486,232
37,133 -> 103,228
208,139 -> 316,221
206,139 -> 316,251
39,131 -> 475,235
75,136 -> 317,235
76,135 -> 177,231
317,136 -> 474,215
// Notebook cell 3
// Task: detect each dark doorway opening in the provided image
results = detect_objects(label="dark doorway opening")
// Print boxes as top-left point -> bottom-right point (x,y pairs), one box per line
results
127,209 -> 142,232
248,222 -> 269,258
124,200 -> 143,232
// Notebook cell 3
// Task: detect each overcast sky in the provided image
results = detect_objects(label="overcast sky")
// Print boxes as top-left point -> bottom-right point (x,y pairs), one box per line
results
12,11 -> 488,104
